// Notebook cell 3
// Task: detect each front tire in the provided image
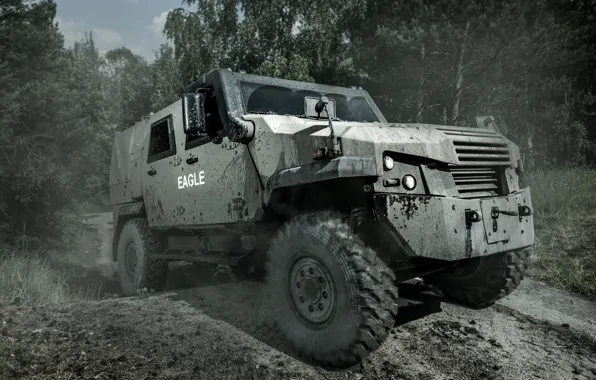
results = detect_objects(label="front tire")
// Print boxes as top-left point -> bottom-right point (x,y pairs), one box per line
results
265,212 -> 399,369
424,249 -> 529,308
116,218 -> 168,296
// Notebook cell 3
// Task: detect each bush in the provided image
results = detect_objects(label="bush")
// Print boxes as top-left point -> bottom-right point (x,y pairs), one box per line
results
525,168 -> 596,222
0,247 -> 71,305
526,168 -> 596,299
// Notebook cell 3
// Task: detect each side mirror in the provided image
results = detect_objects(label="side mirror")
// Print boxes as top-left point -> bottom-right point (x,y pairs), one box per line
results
304,96 -> 336,119
315,96 -> 328,114
475,115 -> 498,132
182,93 -> 206,135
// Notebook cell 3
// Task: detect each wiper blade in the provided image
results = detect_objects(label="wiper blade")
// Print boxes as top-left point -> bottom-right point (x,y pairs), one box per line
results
247,111 -> 279,115
297,114 -> 344,122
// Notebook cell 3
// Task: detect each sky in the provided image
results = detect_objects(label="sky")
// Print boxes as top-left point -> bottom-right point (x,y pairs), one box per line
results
55,0 -> 191,61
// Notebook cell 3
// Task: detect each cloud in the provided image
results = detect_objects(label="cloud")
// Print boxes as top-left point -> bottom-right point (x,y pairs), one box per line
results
55,16 -> 86,47
128,39 -> 153,59
55,6 -> 187,63
89,28 -> 124,51
148,9 -> 172,38
56,16 -> 124,54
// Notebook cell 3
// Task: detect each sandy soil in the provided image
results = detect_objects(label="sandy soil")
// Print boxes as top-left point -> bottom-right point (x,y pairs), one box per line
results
1,213 -> 595,380
2,280 -> 596,380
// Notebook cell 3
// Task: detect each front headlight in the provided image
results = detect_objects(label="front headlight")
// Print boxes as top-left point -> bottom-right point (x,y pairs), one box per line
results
402,174 -> 417,190
383,155 -> 394,170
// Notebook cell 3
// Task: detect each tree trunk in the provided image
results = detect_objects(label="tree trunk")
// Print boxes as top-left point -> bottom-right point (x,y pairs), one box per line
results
415,0 -> 425,123
450,20 -> 470,125
416,43 -> 425,123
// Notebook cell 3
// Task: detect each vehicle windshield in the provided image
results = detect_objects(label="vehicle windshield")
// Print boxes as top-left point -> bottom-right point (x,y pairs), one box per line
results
239,81 -> 380,123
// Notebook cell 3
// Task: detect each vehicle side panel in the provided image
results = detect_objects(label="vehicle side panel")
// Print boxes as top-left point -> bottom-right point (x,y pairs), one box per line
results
109,122 -> 148,205
138,101 -> 262,228
142,102 -> 184,227
178,140 -> 262,225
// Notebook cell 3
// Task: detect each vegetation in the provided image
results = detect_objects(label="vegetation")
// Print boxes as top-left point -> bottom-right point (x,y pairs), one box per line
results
0,246 -> 71,304
526,169 -> 596,299
0,0 -> 595,301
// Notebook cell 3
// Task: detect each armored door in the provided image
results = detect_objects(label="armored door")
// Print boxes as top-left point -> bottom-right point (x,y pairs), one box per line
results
142,106 -> 186,227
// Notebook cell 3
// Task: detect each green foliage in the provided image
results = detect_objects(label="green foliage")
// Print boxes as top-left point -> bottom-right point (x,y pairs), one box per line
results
150,44 -> 181,110
1,0 -> 596,247
527,168 -> 596,299
526,168 -> 596,222
104,46 -> 154,128
160,0 -> 596,169
0,246 -> 71,304
0,0 -> 74,243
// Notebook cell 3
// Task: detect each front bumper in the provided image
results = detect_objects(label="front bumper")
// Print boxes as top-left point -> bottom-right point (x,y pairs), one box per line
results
372,187 -> 534,261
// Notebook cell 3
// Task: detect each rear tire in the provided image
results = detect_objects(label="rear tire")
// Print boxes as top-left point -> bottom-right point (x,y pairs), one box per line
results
424,249 -> 529,308
265,211 -> 399,369
116,218 -> 168,296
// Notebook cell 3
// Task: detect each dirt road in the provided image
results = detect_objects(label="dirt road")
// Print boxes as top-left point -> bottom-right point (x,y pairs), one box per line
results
1,213 -> 595,380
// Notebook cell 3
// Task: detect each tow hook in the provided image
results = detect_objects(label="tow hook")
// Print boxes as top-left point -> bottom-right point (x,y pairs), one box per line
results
518,205 -> 533,221
465,210 -> 481,229
490,207 -> 519,233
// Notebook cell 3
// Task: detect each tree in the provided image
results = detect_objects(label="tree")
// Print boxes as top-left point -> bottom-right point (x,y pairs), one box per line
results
0,0 -> 74,244
104,46 -> 154,128
150,43 -> 182,110
61,33 -> 114,205
164,0 -> 240,85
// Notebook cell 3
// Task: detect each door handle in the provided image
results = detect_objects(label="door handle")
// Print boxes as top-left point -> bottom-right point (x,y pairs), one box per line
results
147,168 -> 157,176
499,209 -> 519,216
491,207 -> 518,218
186,156 -> 198,165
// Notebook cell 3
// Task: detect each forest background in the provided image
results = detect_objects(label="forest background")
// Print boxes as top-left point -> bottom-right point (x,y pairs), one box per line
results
1,0 -> 595,299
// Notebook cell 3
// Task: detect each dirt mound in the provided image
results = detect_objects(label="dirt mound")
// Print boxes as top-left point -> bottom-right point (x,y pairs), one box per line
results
3,214 -> 592,379
1,280 -> 595,380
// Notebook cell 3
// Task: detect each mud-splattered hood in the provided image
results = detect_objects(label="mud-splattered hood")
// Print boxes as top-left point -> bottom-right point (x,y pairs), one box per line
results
246,115 -> 521,179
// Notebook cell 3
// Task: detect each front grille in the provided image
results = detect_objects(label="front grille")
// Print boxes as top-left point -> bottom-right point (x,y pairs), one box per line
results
449,166 -> 501,198
436,126 -> 511,166
436,126 -> 511,198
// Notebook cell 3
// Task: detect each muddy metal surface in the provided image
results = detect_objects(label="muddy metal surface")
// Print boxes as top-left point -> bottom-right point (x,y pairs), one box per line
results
1,213 -> 594,380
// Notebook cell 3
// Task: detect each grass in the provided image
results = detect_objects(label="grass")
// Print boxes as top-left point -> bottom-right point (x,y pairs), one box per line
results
0,222 -> 117,306
525,167 -> 596,300
0,246 -> 73,305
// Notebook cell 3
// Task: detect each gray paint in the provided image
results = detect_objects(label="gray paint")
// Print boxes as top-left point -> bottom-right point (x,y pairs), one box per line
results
373,188 -> 534,261
109,68 -> 534,263
110,120 -> 149,205
264,157 -> 377,202
138,101 -> 261,228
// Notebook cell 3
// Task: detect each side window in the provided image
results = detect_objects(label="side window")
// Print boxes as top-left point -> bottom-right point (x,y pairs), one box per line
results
147,115 -> 176,163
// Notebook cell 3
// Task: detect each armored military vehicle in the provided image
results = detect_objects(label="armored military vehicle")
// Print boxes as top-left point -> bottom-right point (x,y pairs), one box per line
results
109,68 -> 534,368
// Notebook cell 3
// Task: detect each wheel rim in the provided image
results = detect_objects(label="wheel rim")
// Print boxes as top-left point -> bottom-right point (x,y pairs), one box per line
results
288,256 -> 336,326
125,242 -> 138,282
